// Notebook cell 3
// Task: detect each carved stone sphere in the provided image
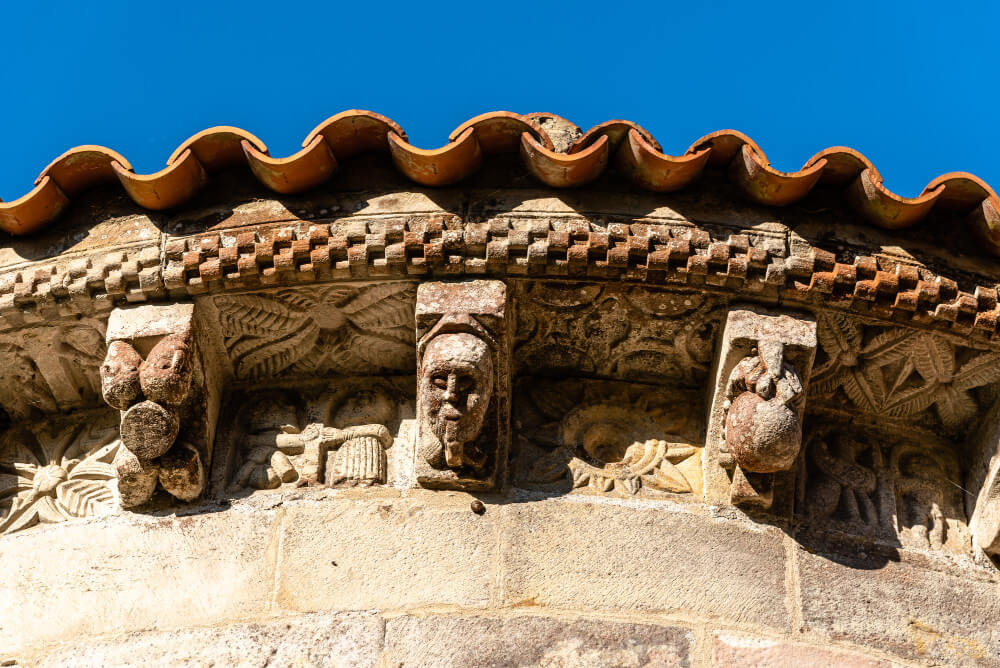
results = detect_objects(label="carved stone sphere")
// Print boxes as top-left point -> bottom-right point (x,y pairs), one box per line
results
101,340 -> 143,410
725,392 -> 801,473
120,400 -> 180,461
139,333 -> 195,406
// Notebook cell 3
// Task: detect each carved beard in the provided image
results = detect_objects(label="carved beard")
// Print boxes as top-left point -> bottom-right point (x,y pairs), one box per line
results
419,333 -> 493,471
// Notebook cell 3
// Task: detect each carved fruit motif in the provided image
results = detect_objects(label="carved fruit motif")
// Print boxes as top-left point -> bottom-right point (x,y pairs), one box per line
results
725,392 -> 801,473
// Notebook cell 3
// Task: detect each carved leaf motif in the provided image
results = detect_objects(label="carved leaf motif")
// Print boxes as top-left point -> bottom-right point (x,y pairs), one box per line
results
838,369 -> 881,413
216,295 -> 308,337
348,333 -> 415,371
907,335 -> 955,385
816,313 -> 863,366
621,477 -> 641,495
56,479 -> 114,517
236,322 -> 320,379
953,353 -> 1000,391
883,384 -> 939,417
341,283 -> 415,331
935,387 -> 979,430
642,460 -> 692,493
861,329 -> 915,363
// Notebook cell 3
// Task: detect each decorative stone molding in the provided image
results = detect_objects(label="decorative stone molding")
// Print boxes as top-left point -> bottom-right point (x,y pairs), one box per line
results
414,280 -> 509,490
705,306 -> 817,511
100,303 -> 222,507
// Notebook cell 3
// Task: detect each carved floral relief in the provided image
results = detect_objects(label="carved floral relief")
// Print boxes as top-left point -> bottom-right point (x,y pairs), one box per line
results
513,379 -> 703,498
513,282 -> 722,387
214,282 -> 416,380
809,312 -> 1000,433
0,411 -> 120,535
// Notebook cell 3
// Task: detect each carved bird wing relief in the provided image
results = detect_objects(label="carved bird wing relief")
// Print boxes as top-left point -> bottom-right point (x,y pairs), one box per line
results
216,294 -> 318,379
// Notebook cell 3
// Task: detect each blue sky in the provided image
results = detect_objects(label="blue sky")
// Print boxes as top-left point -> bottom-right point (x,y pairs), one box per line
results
1,1 -> 996,200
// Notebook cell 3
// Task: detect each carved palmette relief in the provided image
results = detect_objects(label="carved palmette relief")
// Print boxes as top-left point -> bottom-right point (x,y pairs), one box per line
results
415,280 -> 509,491
514,282 -> 722,387
798,422 -> 970,553
0,410 -> 120,534
214,282 -> 416,380
809,312 -> 1000,433
229,380 -> 411,492
513,379 -> 703,498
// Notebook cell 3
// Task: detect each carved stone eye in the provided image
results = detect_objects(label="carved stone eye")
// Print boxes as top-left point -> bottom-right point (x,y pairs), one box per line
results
432,375 -> 448,389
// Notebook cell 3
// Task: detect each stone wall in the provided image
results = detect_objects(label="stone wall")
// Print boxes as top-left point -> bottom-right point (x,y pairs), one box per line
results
9,487 -> 998,666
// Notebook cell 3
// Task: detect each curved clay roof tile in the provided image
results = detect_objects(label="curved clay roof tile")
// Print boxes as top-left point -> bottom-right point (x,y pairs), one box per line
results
0,111 -> 997,257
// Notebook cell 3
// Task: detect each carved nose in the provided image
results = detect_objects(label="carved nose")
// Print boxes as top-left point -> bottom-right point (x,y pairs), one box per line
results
440,402 -> 462,420
443,375 -> 460,403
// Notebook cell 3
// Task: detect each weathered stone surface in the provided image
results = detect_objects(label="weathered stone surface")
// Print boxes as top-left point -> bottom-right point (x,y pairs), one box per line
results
415,279 -> 509,491
797,546 -> 1000,665
0,509 -> 279,653
383,614 -> 694,667
20,611 -> 383,668
119,399 -> 180,461
500,500 -> 790,628
275,494 -> 496,612
712,633 -> 893,667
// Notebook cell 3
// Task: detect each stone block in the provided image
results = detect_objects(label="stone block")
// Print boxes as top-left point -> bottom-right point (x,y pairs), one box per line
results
20,611 -> 382,668
500,501 -> 790,628
797,546 -> 1000,665
712,633 -> 893,667
0,509 -> 279,653
383,614 -> 693,667
275,494 -> 496,612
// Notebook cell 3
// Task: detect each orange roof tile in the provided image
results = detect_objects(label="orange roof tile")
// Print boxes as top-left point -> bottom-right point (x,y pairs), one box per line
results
0,110 -> 996,254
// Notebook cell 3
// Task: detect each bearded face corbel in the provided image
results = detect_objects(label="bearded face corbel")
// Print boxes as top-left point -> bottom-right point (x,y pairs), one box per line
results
419,332 -> 494,471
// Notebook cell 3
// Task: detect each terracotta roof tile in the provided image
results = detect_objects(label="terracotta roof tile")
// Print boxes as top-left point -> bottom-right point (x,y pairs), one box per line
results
1,110 -> 997,254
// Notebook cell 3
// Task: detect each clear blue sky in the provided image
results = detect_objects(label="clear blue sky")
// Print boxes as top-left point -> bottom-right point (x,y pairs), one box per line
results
1,1 -> 996,201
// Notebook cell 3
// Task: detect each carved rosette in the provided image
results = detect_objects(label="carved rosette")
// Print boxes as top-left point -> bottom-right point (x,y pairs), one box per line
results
705,307 -> 817,512
415,280 -> 510,491
0,412 -> 121,534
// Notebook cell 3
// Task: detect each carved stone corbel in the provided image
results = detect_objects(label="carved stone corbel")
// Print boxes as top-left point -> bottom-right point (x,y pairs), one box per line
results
966,397 -> 1000,560
414,280 -> 509,490
704,306 -> 817,513
100,303 -> 222,507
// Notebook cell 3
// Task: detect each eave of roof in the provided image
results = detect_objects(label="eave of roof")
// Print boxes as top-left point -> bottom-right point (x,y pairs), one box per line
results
1,110 -> 998,255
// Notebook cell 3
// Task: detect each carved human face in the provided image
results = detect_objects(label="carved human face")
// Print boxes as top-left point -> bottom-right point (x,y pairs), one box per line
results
420,333 -> 493,467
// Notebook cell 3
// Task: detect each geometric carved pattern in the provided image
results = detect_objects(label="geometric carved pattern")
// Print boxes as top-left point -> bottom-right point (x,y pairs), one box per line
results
810,312 -> 1000,433
0,410 -> 120,534
214,282 -> 416,380
513,379 -> 703,498
514,282 -> 722,387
